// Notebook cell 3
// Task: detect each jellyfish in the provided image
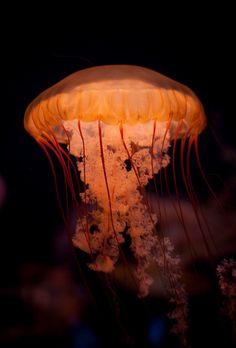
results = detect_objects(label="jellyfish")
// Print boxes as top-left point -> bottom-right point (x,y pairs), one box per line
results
24,65 -> 207,341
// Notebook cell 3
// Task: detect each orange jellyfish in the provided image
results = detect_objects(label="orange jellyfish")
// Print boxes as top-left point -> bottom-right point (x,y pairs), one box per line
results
24,65 -> 207,340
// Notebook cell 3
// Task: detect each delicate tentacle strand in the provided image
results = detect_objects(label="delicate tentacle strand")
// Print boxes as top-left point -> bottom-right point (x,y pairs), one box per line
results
151,120 -> 162,227
60,125 -> 72,216
43,131 -> 78,213
77,121 -> 94,261
153,119 -> 172,233
186,136 -> 219,255
98,121 -> 118,243
38,139 -> 68,226
180,131 -> 213,260
170,121 -> 197,261
158,120 -> 172,233
42,130 -> 72,210
47,128 -> 81,201
194,135 -> 224,211
43,117 -> 83,199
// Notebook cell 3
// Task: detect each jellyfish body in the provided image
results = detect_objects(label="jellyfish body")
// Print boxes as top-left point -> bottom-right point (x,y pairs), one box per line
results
24,65 -> 206,297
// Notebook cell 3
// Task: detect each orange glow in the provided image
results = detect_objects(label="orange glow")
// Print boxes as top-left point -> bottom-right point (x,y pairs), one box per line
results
24,65 -> 211,345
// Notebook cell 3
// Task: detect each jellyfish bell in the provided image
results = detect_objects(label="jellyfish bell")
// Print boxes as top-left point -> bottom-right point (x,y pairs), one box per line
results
24,65 -> 206,291
24,65 -> 206,140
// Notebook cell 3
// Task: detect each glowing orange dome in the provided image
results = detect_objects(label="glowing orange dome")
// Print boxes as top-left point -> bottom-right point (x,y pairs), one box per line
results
24,65 -> 206,141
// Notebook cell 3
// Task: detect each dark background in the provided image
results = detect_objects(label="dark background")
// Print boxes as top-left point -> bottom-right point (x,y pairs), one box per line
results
0,5 -> 235,348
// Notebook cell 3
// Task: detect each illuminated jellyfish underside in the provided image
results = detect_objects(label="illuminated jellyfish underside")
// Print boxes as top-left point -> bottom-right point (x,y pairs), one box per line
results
65,119 -> 177,295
